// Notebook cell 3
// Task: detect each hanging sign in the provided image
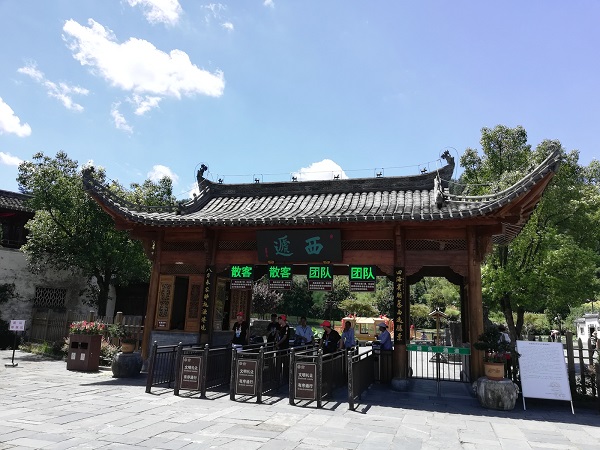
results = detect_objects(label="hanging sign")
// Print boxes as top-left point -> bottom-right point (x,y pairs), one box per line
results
268,265 -> 293,290
230,265 -> 254,290
307,265 -> 333,291
257,230 -> 341,263
349,265 -> 376,292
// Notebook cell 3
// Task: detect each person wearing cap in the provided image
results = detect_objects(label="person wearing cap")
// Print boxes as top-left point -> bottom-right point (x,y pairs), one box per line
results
320,320 -> 341,354
231,311 -> 249,348
294,316 -> 314,346
276,314 -> 290,350
377,322 -> 392,350
266,313 -> 280,343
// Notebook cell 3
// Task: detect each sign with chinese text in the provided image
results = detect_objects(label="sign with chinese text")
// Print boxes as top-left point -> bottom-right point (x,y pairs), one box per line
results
268,265 -> 293,290
394,268 -> 404,343
9,320 -> 25,331
235,359 -> 258,396
180,356 -> 202,390
349,265 -> 376,292
307,265 -> 333,291
230,265 -> 254,290
257,230 -> 341,263
295,362 -> 317,400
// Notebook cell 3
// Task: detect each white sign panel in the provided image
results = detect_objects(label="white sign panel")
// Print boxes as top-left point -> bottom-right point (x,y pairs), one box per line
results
516,340 -> 572,403
9,320 -> 25,331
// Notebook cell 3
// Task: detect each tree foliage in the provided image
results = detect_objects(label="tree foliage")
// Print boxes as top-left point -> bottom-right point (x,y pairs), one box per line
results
280,277 -> 314,318
460,126 -> 600,340
252,277 -> 283,318
17,151 -> 176,315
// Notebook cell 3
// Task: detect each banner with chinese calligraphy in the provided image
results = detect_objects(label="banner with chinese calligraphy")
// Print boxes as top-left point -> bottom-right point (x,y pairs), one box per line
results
349,265 -> 376,292
257,230 -> 341,263
268,265 -> 293,290
307,265 -> 333,291
393,268 -> 406,343
230,265 -> 254,290
199,267 -> 213,335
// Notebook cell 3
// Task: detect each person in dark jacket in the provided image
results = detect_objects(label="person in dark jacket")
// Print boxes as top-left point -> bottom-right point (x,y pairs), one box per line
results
320,320 -> 341,354
231,312 -> 248,349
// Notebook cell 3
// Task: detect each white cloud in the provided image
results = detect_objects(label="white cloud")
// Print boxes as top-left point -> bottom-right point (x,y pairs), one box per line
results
0,151 -> 24,166
0,97 -> 32,137
129,94 -> 162,115
63,19 -> 225,105
18,63 -> 88,112
127,0 -> 182,26
292,159 -> 348,181
148,164 -> 179,183
111,103 -> 133,133
221,22 -> 234,31
264,0 -> 274,8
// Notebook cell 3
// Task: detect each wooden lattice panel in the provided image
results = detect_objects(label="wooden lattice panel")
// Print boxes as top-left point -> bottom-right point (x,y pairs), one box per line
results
342,240 -> 394,250
405,239 -> 466,251
162,241 -> 205,251
157,282 -> 172,319
218,240 -> 257,251
188,284 -> 201,319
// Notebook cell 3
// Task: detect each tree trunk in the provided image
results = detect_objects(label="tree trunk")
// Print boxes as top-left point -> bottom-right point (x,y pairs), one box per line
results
96,272 -> 112,317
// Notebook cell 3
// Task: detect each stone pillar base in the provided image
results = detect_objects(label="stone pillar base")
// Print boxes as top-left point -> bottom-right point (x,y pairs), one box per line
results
475,377 -> 518,410
111,352 -> 143,378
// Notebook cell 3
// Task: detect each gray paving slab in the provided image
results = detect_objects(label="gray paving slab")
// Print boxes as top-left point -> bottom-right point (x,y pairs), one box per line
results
1,349 -> 599,449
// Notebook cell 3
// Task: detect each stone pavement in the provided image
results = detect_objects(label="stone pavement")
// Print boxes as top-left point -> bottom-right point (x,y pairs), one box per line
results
0,350 -> 598,449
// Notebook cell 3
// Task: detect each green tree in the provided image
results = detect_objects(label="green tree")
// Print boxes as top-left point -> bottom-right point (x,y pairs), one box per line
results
280,277 -> 314,319
252,277 -> 283,319
374,276 -> 394,316
339,297 -> 378,317
17,151 -> 176,315
460,126 -> 600,340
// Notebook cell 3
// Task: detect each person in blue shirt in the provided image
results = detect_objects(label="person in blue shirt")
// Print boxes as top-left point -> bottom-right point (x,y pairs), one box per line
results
339,320 -> 356,350
377,322 -> 392,350
294,316 -> 314,346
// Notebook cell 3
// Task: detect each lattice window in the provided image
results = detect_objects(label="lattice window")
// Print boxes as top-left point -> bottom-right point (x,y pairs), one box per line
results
161,264 -> 203,274
342,240 -> 394,251
188,284 -> 201,319
218,240 -> 257,251
405,239 -> 467,251
34,287 -> 67,309
162,241 -> 205,251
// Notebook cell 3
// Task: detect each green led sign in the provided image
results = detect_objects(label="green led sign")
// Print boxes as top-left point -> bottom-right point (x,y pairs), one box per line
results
268,265 -> 293,291
307,265 -> 333,291
349,265 -> 376,292
230,265 -> 253,290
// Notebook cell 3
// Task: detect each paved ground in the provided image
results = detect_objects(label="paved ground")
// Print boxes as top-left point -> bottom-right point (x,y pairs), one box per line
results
0,350 -> 598,449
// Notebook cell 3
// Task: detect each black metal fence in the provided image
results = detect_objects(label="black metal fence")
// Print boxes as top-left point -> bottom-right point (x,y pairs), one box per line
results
348,348 -> 375,410
408,345 -> 471,382
145,342 -> 184,393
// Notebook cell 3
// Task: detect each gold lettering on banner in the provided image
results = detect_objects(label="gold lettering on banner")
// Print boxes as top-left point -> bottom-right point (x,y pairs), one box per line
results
200,267 -> 213,334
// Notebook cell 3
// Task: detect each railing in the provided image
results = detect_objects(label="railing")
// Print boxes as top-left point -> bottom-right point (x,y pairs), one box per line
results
407,344 -> 471,382
289,347 -> 346,408
348,347 -> 374,410
145,341 -> 193,393
173,344 -> 232,397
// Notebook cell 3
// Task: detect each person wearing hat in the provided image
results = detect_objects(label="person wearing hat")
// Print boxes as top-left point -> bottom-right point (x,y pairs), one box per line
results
232,312 -> 249,348
276,314 -> 290,350
377,322 -> 392,350
320,320 -> 341,354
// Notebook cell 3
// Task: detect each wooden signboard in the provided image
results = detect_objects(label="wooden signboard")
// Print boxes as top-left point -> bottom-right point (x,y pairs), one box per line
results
295,362 -> 317,400
516,340 -> 574,414
235,359 -> 257,396
180,356 -> 202,391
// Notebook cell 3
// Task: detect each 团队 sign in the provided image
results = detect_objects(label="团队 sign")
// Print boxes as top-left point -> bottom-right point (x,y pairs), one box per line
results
349,265 -> 376,292
307,265 -> 333,291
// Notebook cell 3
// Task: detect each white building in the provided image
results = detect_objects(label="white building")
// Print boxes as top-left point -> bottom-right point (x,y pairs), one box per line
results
574,313 -> 599,342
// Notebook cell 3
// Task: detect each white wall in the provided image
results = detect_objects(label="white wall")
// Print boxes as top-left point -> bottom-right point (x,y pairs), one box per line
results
0,247 -> 115,326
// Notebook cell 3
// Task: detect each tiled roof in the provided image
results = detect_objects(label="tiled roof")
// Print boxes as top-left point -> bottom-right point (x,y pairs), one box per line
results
0,189 -> 32,212
83,150 -> 561,238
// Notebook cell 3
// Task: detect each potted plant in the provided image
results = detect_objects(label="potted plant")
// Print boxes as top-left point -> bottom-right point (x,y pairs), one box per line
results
67,320 -> 105,371
473,326 -> 511,380
108,324 -> 137,353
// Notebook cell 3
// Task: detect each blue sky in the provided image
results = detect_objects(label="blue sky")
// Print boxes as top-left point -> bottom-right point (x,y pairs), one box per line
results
0,1 -> 598,199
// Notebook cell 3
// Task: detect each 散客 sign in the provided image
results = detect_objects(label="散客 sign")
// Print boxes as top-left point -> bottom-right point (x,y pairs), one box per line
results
268,265 -> 293,290
230,265 -> 254,290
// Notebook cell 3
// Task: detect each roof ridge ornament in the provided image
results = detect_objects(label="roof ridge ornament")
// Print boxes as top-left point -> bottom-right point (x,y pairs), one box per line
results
434,175 -> 445,209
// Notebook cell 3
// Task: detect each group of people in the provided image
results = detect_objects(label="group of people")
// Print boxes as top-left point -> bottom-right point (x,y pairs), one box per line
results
231,313 -> 393,353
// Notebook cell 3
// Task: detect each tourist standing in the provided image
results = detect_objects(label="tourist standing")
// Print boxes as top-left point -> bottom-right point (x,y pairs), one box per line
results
266,313 -> 279,344
339,320 -> 355,350
294,316 -> 314,346
321,320 -> 341,354
231,312 -> 248,350
377,322 -> 392,350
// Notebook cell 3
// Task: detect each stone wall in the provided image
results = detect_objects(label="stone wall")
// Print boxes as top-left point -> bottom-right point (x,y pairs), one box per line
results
0,247 -> 116,328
